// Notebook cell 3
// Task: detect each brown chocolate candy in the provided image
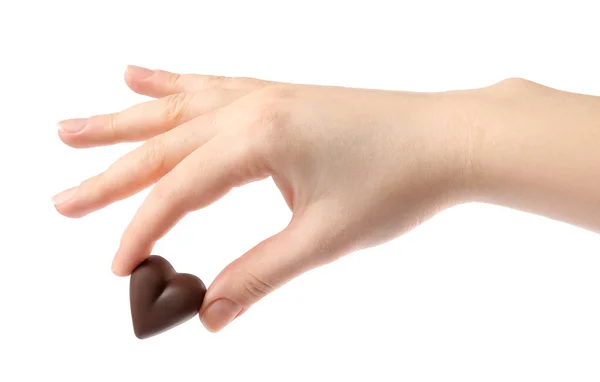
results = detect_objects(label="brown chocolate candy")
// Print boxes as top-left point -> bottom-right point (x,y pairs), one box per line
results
129,255 -> 207,339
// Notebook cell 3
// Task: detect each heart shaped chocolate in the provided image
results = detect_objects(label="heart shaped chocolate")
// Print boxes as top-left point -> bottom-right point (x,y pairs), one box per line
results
129,255 -> 207,339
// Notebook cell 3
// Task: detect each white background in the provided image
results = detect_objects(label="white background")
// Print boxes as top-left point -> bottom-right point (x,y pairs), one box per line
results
1,1 -> 600,381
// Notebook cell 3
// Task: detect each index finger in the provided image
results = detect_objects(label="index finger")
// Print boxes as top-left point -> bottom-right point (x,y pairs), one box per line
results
111,131 -> 266,276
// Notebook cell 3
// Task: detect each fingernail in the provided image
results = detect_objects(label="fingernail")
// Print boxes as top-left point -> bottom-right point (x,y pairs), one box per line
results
126,65 -> 154,79
52,186 -> 77,205
58,118 -> 88,134
201,299 -> 242,332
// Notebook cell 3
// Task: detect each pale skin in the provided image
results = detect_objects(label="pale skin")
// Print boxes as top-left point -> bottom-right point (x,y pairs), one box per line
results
52,66 -> 600,332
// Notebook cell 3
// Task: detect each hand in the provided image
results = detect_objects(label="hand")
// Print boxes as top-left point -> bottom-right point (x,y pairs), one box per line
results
53,65 -> 475,332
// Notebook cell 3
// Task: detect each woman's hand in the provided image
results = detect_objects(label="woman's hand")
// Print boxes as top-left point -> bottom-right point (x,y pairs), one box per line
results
52,65 -> 476,332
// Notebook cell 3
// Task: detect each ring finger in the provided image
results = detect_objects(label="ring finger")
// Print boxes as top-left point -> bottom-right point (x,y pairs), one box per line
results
58,88 -> 249,148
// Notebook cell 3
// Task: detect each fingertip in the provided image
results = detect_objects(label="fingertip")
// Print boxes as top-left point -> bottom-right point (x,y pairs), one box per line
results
124,76 -> 146,95
124,65 -> 164,98
199,314 -> 220,333
123,66 -> 134,86
57,132 -> 94,149
56,118 -> 104,149
56,118 -> 90,147
110,256 -> 131,277
52,206 -> 87,219
199,298 -> 243,333
51,187 -> 89,218
112,241 -> 153,277
111,266 -> 129,277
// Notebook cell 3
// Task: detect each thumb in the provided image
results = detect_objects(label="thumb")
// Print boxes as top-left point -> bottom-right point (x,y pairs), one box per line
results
199,210 -> 334,332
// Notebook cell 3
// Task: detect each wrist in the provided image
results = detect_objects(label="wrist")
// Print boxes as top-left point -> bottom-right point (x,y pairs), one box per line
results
462,78 -> 543,203
426,85 -> 492,206
433,78 -> 551,206
462,78 -> 600,231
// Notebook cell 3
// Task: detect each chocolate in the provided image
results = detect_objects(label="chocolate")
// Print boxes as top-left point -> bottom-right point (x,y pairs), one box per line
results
129,255 -> 207,339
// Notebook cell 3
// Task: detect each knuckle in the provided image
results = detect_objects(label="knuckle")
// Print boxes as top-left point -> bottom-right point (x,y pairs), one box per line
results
164,92 -> 192,123
239,270 -> 276,304
140,138 -> 168,177
242,91 -> 293,163
104,113 -> 120,139
249,97 -> 291,137
204,75 -> 229,88
151,181 -> 184,210
167,72 -> 183,88
222,85 -> 299,177
79,171 -> 110,202
224,127 -> 272,185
